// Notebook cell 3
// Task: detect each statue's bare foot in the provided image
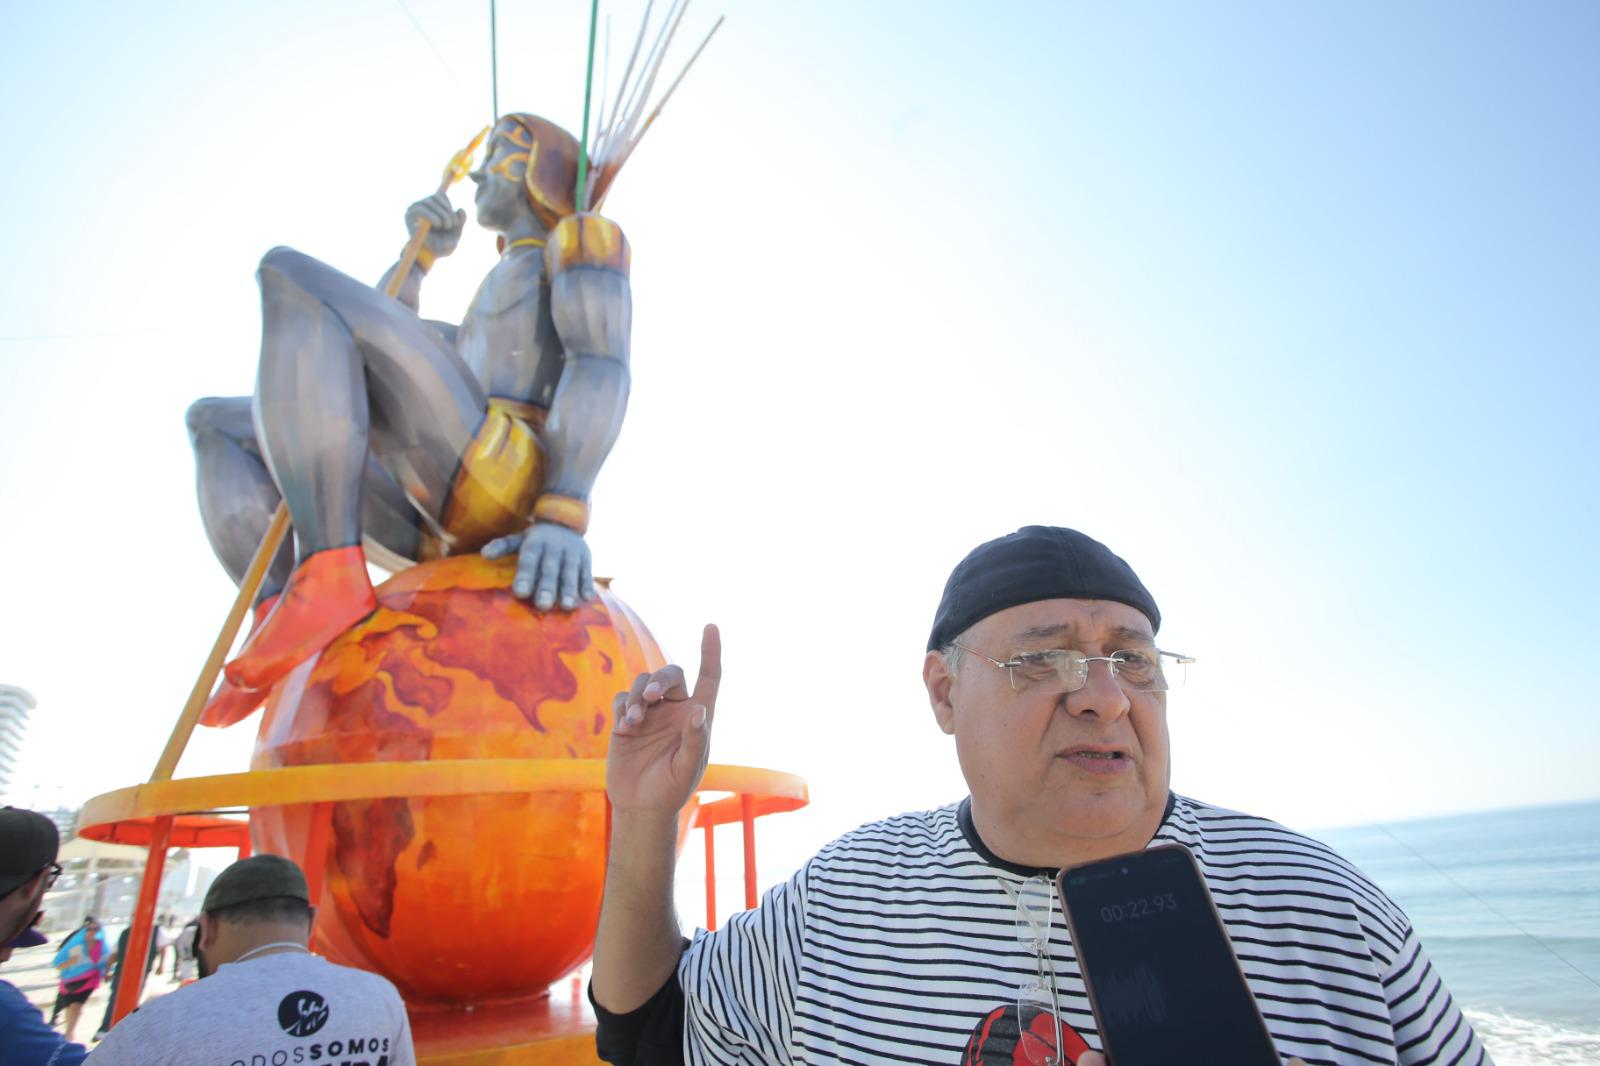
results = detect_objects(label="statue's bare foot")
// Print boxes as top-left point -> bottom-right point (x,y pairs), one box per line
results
225,547 -> 377,690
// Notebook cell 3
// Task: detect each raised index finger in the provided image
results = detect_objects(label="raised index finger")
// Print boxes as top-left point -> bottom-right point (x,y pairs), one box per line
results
691,624 -> 722,714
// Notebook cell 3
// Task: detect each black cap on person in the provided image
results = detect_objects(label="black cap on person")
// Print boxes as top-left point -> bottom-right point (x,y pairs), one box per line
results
202,854 -> 310,914
927,526 -> 1161,651
0,807 -> 59,897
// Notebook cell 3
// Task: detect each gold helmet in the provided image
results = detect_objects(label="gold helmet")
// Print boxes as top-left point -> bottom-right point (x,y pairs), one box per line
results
489,114 -> 585,229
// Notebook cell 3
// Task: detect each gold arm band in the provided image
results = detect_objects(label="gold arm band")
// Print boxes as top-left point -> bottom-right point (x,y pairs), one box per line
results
533,494 -> 590,535
414,245 -> 436,273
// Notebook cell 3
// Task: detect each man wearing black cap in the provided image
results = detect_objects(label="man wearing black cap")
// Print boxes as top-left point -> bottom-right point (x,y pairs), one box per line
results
589,527 -> 1487,1065
1,805 -> 87,1065
89,854 -> 414,1065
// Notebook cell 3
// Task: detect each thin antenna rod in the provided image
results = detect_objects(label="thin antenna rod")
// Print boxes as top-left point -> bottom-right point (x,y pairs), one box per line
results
633,16 -> 722,144
598,0 -> 655,169
612,0 -> 687,153
490,0 -> 500,121
595,1 -> 693,200
595,16 -> 612,150
575,0 -> 601,210
585,1 -> 722,208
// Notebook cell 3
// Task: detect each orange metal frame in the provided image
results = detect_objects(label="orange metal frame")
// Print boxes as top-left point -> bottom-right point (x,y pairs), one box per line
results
77,759 -> 808,1032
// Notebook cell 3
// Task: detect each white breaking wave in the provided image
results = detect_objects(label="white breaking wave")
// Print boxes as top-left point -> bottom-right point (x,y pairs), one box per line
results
1466,1008 -> 1600,1066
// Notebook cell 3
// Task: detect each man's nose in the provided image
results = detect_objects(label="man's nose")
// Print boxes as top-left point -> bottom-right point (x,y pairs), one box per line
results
468,167 -> 486,186
1063,660 -> 1132,721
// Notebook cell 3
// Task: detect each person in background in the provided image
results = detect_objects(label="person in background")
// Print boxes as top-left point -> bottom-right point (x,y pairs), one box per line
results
88,854 -> 415,1064
51,917 -> 107,1045
171,919 -> 199,984
92,917 -> 160,1041
151,917 -> 176,979
0,806 -> 87,1066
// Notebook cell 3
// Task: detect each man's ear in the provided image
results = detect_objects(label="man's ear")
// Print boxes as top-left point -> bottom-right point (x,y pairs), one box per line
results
923,651 -> 957,736
198,914 -> 218,951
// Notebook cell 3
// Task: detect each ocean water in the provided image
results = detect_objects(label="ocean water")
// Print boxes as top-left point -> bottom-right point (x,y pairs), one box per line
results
1316,799 -> 1600,1065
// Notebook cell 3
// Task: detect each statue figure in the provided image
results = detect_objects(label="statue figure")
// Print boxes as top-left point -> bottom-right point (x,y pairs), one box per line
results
189,114 -> 634,726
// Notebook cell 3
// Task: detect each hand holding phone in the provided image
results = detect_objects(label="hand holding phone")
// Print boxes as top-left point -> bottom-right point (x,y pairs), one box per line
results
1057,845 -> 1281,1066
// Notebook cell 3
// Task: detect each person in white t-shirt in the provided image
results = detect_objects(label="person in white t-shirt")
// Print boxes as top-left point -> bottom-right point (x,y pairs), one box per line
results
172,919 -> 199,984
89,854 -> 414,1066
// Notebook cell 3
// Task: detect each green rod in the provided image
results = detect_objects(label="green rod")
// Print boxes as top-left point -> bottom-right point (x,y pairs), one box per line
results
575,0 -> 601,209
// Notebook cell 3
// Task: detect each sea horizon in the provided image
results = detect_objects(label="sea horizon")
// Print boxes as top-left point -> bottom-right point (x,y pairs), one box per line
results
1308,793 -> 1600,835
1316,797 -> 1600,1065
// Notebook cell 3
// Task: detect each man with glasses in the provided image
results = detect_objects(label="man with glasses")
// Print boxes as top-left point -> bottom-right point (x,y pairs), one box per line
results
590,526 -> 1486,1065
0,806 -> 86,1066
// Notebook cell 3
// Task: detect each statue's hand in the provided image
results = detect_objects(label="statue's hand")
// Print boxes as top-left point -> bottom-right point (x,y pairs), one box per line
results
404,191 -> 466,260
483,522 -> 595,611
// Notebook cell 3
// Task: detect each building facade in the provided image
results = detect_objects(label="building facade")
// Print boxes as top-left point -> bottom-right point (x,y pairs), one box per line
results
0,683 -> 34,799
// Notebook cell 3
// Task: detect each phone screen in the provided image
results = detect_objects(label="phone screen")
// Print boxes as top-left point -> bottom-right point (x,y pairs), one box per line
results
1057,845 -> 1278,1066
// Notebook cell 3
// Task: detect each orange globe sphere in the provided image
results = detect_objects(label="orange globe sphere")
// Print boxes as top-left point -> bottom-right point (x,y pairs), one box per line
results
249,555 -> 669,1005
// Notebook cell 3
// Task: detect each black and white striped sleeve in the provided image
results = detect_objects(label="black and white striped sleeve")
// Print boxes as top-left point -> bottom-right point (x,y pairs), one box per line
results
1383,926 -> 1489,1065
677,864 -> 809,1065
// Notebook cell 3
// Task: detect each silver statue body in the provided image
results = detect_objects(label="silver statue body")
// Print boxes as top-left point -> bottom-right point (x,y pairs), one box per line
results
189,115 -> 633,720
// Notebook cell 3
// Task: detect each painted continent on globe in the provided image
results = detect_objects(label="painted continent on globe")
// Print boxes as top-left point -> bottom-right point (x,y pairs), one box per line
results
249,554 -> 670,1004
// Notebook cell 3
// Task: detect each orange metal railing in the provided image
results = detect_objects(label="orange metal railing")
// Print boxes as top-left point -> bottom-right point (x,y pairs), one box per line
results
77,759 -> 807,1030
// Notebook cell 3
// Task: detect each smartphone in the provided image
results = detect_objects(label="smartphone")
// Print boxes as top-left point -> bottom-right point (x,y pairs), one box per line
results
1057,844 -> 1279,1066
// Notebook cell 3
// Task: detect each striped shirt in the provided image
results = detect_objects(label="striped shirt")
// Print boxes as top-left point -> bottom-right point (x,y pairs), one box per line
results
676,794 -> 1488,1065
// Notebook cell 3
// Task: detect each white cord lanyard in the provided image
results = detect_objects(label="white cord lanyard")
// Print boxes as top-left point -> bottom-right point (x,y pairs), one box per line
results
233,941 -> 309,964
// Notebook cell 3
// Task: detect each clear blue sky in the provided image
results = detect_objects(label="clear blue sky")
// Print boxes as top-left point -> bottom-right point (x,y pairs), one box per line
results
1,2 -> 1595,878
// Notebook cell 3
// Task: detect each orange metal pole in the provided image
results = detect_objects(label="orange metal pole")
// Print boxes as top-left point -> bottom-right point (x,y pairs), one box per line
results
301,803 -> 334,909
236,834 -> 252,860
703,822 -> 717,931
111,814 -> 172,1025
740,794 -> 757,911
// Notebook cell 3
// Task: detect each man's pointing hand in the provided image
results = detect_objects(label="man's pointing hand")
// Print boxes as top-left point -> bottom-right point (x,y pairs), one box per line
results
607,624 -> 721,817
